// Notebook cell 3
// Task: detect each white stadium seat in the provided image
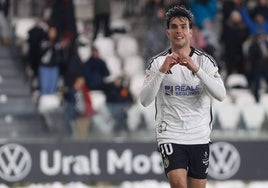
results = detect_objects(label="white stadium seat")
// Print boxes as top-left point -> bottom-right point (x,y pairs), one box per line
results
240,103 -> 266,130
103,55 -> 123,81
93,36 -> 115,58
225,73 -> 255,105
129,74 -> 145,99
38,94 -> 61,113
123,55 -> 145,79
117,35 -> 139,59
226,73 -> 249,89
77,44 -> 91,62
13,18 -> 35,41
216,102 -> 241,130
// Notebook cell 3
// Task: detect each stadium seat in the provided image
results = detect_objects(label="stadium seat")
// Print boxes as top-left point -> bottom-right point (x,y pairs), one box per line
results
232,90 -> 255,105
127,101 -> 155,132
225,73 -> 255,105
110,18 -> 131,33
212,96 -> 232,129
103,55 -> 123,81
260,93 -> 268,104
89,91 -> 114,135
123,55 -> 145,79
77,44 -> 91,62
241,103 -> 266,130
129,74 -> 145,99
226,73 -> 249,89
38,94 -> 61,113
215,101 -> 242,130
89,90 -> 106,111
93,36 -> 115,58
116,35 -> 139,59
13,18 -> 35,41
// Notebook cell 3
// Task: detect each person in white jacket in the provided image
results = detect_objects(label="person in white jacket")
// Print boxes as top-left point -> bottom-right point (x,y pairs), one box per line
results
139,5 -> 226,188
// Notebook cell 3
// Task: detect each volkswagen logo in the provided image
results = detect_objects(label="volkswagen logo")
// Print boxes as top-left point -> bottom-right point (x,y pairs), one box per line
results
209,142 -> 240,180
0,143 -> 32,182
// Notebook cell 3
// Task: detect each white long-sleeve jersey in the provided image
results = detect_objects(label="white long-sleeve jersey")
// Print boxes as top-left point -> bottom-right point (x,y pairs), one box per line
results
140,48 -> 226,145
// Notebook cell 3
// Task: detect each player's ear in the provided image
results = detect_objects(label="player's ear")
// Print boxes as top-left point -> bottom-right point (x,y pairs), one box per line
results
166,30 -> 170,39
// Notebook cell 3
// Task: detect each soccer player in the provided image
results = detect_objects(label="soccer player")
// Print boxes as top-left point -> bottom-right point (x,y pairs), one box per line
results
139,5 -> 226,188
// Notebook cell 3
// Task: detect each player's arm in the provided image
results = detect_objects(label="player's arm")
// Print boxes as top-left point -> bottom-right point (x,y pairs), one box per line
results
177,52 -> 226,101
195,58 -> 226,101
140,54 -> 179,107
140,61 -> 165,107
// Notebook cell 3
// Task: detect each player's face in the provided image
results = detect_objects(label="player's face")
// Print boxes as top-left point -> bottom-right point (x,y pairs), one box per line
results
166,17 -> 192,49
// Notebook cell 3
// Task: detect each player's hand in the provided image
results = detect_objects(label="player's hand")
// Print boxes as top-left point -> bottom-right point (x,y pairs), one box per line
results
159,53 -> 180,73
177,52 -> 199,73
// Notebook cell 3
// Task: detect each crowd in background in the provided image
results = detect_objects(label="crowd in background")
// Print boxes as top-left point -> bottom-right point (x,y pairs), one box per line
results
7,0 -> 268,138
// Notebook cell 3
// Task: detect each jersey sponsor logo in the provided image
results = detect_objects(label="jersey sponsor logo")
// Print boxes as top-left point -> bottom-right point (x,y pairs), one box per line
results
0,143 -> 32,182
209,142 -> 240,180
164,86 -> 173,96
164,85 -> 200,96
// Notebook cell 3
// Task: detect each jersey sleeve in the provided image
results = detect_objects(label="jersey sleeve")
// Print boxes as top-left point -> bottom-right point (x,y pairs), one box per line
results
139,60 -> 165,107
196,56 -> 226,101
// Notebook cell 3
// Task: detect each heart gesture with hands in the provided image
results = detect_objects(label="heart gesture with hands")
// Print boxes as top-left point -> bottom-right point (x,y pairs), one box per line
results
159,52 -> 199,73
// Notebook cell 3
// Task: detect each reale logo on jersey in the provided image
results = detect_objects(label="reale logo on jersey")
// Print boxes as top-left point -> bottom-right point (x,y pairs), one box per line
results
208,142 -> 240,180
164,86 -> 173,96
0,143 -> 32,182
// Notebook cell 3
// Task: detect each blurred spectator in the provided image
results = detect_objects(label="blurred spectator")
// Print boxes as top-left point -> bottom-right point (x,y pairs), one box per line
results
104,76 -> 134,134
0,0 -> 10,45
64,76 -> 96,139
248,31 -> 268,102
82,46 -> 110,90
222,0 -> 244,30
123,0 -> 139,17
58,31 -> 83,89
92,0 -> 111,40
190,0 -> 218,29
239,4 -> 268,35
190,25 -> 207,50
201,20 -> 219,59
1,0 -> 9,17
143,6 -> 168,61
251,0 -> 268,21
61,45 -> 83,90
143,0 -> 165,19
27,17 -> 47,90
221,10 -> 249,75
39,26 -> 65,95
50,0 -> 78,42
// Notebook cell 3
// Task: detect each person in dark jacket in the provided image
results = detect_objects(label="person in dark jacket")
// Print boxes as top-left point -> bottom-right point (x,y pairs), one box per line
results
92,0 -> 111,40
104,76 -> 133,133
39,26 -> 67,95
82,46 -> 110,90
248,31 -> 268,102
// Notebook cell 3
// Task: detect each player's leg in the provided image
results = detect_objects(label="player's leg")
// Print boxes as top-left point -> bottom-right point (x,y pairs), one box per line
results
187,144 -> 210,188
159,143 -> 189,188
167,168 -> 188,188
187,176 -> 207,188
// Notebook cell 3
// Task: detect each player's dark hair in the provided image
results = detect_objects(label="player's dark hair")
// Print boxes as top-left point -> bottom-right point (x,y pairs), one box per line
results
166,5 -> 194,29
